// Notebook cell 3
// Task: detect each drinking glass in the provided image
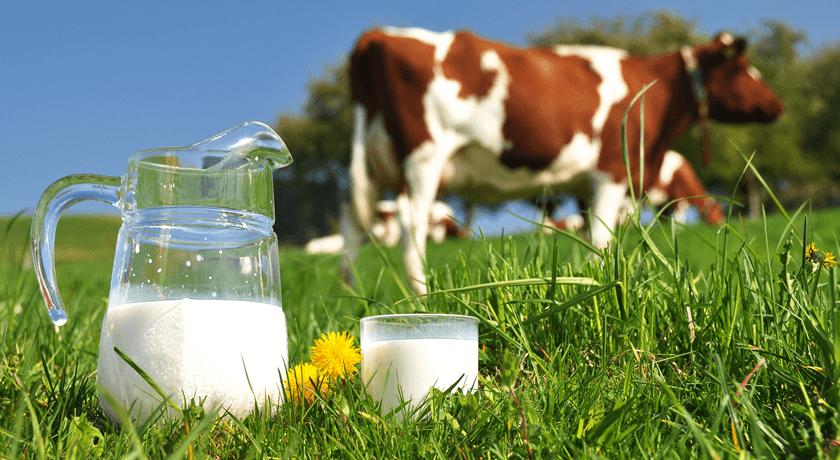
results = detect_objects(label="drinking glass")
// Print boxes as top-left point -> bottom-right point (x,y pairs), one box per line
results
360,314 -> 478,420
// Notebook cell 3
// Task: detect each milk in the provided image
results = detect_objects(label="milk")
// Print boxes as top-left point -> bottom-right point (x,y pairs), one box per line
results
97,298 -> 288,426
362,338 -> 477,419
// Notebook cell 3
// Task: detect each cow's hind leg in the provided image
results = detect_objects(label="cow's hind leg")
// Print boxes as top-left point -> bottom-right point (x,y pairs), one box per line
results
589,176 -> 628,249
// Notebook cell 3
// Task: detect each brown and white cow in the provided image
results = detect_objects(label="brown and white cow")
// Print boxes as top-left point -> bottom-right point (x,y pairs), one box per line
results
344,27 -> 783,294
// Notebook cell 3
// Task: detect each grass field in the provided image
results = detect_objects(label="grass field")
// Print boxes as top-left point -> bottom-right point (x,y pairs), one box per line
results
4,201 -> 840,458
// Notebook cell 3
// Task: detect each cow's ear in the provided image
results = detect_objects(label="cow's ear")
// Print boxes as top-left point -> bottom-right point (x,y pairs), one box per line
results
732,38 -> 747,56
722,38 -> 747,60
713,33 -> 746,60
714,32 -> 736,46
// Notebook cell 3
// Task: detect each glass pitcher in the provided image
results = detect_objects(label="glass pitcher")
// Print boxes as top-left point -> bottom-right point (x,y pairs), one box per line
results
31,122 -> 293,427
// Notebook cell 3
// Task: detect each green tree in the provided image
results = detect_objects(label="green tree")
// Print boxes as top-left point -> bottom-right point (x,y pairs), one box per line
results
274,62 -> 352,165
527,10 -> 705,54
801,42 -> 840,177
270,63 -> 352,243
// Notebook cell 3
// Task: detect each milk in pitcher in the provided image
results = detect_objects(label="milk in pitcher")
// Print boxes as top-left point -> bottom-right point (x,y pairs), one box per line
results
97,298 -> 288,425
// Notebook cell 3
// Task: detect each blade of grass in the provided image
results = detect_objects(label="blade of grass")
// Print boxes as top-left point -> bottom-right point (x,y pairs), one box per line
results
113,346 -> 180,412
452,296 -> 524,350
622,81 -> 657,205
522,280 -> 620,325
657,377 -> 721,460
732,143 -> 794,227
19,390 -> 46,460
397,276 -> 599,306
98,385 -> 149,458
162,409 -> 218,460
505,209 -> 600,254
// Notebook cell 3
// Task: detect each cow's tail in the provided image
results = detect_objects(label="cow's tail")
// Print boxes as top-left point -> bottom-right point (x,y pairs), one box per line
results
339,102 -> 372,283
349,103 -> 374,230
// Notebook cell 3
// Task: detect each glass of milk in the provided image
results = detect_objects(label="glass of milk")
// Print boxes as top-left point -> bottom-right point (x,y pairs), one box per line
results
360,314 -> 478,420
30,122 -> 293,427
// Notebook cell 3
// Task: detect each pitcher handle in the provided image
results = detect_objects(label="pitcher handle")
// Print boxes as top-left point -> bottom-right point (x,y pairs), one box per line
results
31,174 -> 122,326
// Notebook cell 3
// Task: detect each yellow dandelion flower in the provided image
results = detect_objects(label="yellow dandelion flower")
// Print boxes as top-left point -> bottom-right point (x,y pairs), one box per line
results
310,331 -> 361,381
826,252 -> 838,268
806,242 -> 817,260
806,242 -> 838,269
284,362 -> 325,406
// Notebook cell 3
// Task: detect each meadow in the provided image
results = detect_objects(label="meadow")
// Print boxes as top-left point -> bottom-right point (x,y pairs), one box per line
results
3,198 -> 840,459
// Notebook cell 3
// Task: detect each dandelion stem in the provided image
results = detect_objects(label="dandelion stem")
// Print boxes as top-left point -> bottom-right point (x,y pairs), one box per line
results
801,216 -> 808,275
810,269 -> 821,307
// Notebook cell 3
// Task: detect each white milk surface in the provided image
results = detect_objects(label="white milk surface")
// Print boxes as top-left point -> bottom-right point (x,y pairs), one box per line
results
97,298 -> 288,426
362,338 -> 477,418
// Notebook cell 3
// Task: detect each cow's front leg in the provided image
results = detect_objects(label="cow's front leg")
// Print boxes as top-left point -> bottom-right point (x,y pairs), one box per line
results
396,193 -> 429,295
589,175 -> 628,249
399,144 -> 448,295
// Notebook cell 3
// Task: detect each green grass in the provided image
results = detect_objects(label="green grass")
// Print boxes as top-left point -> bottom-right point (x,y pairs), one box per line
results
5,202 -> 840,458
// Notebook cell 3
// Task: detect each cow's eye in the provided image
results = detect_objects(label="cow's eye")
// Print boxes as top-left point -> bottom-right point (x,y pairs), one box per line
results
724,47 -> 736,59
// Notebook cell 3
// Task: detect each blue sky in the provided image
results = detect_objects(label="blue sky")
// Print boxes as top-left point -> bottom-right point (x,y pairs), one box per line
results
2,0 -> 838,235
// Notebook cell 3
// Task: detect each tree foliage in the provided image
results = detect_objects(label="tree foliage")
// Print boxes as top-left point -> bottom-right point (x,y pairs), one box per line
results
275,63 -> 352,164
801,42 -> 840,177
527,11 -> 705,54
270,63 -> 350,244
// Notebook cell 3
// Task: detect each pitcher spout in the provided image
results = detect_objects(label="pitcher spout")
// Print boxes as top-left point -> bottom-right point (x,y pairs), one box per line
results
194,121 -> 293,171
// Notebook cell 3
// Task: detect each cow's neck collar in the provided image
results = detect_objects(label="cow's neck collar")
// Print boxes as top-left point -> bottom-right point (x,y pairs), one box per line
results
680,46 -> 712,165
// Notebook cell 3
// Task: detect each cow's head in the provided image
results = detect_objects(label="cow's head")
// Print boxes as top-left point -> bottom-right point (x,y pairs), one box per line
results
694,33 -> 784,124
